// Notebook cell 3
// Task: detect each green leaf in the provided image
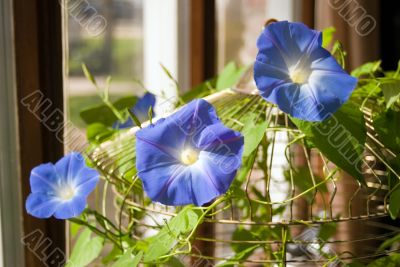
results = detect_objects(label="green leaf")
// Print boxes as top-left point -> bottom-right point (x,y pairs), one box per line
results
160,63 -> 180,93
235,150 -> 257,184
367,253 -> 400,267
181,79 -> 215,103
379,79 -> 400,108
127,109 -> 142,128
389,187 -> 400,219
112,249 -> 143,267
216,62 -> 247,91
373,109 -> 400,154
165,257 -> 186,267
148,105 -> 153,124
102,245 -> 123,265
80,96 -> 138,126
104,76 -> 112,101
216,245 -> 259,267
290,102 -> 366,184
287,167 -> 327,201
66,229 -> 104,267
112,96 -> 139,110
352,81 -> 381,99
241,114 -> 269,157
70,221 -> 82,238
346,261 -> 365,267
143,207 -> 202,262
318,222 -> 337,241
82,63 -> 97,86
379,233 -> 400,251
331,41 -> 346,69
231,227 -> 256,253
322,27 -> 336,48
351,60 -> 382,78
87,123 -> 116,145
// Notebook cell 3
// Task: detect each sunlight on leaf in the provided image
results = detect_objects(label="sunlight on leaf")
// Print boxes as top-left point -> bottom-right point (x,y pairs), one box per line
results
379,79 -> 400,109
351,60 -> 382,78
291,102 -> 366,184
143,207 -> 202,262
216,62 -> 248,91
241,114 -> 269,157
367,253 -> 400,267
82,63 -> 97,86
80,96 -> 138,126
112,249 -> 143,267
373,109 -> 400,154
66,228 -> 103,267
322,27 -> 336,49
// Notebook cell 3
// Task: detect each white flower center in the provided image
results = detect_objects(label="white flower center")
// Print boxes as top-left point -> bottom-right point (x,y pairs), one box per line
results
181,148 -> 199,165
58,186 -> 76,201
289,67 -> 309,84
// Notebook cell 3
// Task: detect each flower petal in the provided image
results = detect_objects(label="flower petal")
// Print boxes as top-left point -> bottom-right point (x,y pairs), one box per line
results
53,195 -> 87,219
254,21 -> 357,122
136,99 -> 220,160
142,164 -> 223,206
196,123 -> 244,155
113,118 -> 134,129
136,99 -> 244,206
29,163 -> 59,194
113,92 -> 156,129
55,152 -> 86,184
254,60 -> 290,96
198,150 -> 242,193
259,82 -> 299,113
163,166 -> 222,206
263,21 -> 321,65
256,32 -> 288,70
26,193 -> 61,218
310,47 -> 346,73
308,71 -> 357,115
132,92 -> 156,122
139,163 -> 185,204
74,168 -> 100,196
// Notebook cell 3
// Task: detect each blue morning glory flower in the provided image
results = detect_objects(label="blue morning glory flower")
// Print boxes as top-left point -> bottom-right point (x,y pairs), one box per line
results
254,21 -> 357,121
114,92 -> 156,129
135,99 -> 244,206
25,152 -> 100,219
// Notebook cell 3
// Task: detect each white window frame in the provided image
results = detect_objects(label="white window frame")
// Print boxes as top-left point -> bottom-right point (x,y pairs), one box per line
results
0,0 -> 24,266
143,0 -> 191,114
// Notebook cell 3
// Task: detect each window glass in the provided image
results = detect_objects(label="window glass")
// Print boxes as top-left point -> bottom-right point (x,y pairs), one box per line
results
64,1 -> 190,261
65,0 -> 144,260
216,0 -> 296,70
66,0 -> 144,128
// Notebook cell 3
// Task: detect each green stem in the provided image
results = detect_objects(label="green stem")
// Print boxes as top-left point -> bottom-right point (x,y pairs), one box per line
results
118,177 -> 138,247
68,218 -> 122,249
185,197 -> 226,241
103,98 -> 125,122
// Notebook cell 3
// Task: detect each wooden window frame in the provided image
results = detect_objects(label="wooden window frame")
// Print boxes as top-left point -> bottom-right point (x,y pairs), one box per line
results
13,0 -> 66,266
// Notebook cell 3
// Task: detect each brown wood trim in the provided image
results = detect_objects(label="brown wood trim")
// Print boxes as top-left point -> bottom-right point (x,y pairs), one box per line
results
13,0 -> 65,266
190,0 -> 216,87
190,1 -> 217,265
300,0 -> 315,28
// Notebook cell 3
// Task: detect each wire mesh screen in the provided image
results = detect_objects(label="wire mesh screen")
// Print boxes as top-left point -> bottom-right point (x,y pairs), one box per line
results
89,87 -> 399,266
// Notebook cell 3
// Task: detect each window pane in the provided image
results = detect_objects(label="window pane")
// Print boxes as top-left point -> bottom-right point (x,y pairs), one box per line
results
66,0 -> 144,128
64,1 -> 190,262
65,0 -> 144,262
216,0 -> 297,70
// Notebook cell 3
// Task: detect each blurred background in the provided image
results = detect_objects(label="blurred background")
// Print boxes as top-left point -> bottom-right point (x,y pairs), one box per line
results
65,0 -> 397,126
